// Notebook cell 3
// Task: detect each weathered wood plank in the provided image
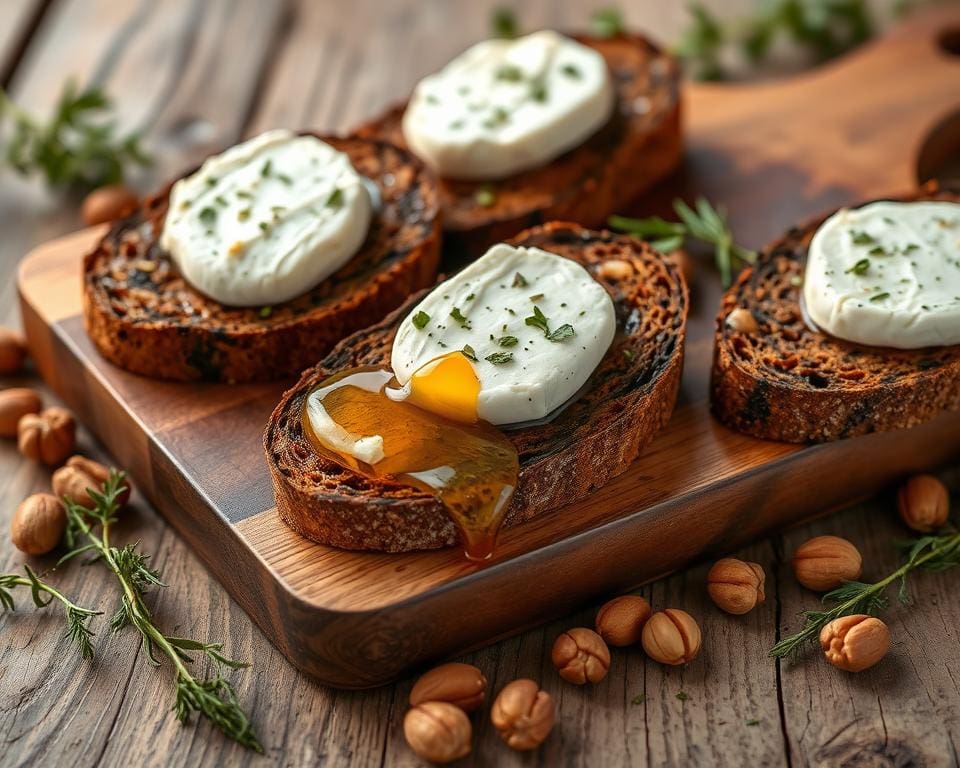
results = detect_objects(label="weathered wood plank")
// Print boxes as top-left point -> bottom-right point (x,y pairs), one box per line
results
0,0 -> 46,86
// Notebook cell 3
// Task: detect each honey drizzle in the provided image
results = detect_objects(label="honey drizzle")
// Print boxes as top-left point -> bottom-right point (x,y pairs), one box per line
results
301,365 -> 519,561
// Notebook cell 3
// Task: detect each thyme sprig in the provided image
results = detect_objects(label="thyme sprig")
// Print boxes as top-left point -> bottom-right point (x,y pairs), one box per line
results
0,81 -> 151,193
609,197 -> 756,287
60,471 -> 262,752
0,565 -> 100,659
771,526 -> 960,659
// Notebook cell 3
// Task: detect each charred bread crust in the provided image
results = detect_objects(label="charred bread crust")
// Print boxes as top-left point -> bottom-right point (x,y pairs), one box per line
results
711,185 -> 960,444
355,33 -> 682,256
82,136 -> 442,383
265,221 -> 688,553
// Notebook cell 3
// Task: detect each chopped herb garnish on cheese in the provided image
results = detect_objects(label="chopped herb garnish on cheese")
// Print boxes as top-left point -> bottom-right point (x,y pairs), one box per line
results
450,307 -> 471,328
412,311 -> 430,329
485,351 -> 513,364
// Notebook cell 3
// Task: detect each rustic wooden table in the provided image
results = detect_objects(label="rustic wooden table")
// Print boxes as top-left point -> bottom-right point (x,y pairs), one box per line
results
1,1 -> 958,766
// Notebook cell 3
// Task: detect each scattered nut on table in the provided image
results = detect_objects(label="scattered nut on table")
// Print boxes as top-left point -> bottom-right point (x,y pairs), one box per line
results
0,387 -> 41,437
17,406 -> 76,465
595,595 -> 652,646
490,679 -> 555,750
819,614 -> 890,672
792,535 -> 862,591
81,183 -> 140,226
10,493 -> 65,555
403,701 -> 472,764
409,662 -> 487,712
0,327 -> 28,374
897,474 -> 949,533
707,558 -> 766,615
641,609 -> 702,666
52,455 -> 131,509
551,627 -> 610,684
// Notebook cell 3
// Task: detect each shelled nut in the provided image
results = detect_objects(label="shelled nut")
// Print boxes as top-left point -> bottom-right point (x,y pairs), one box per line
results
0,388 -> 41,437
820,614 -> 890,672
897,475 -> 949,533
595,595 -> 652,646
641,609 -> 702,665
551,627 -> 610,684
0,327 -> 28,374
81,184 -> 139,226
792,535 -> 862,591
52,455 -> 131,509
11,493 -> 65,555
17,407 -> 76,465
707,558 -> 766,615
403,701 -> 471,764
726,308 -> 759,334
409,662 -> 487,713
490,679 -> 555,750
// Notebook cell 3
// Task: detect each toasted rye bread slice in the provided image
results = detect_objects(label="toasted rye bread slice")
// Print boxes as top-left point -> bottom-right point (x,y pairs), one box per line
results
82,136 -> 441,383
355,33 -> 682,257
265,221 -> 688,553
711,185 -> 960,444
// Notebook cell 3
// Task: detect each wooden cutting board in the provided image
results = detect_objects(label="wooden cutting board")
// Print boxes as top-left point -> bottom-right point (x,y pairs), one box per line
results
17,6 -> 960,688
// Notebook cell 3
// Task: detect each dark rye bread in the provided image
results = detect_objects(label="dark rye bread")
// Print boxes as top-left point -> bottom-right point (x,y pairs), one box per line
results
265,222 -> 688,553
711,185 -> 960,444
83,135 -> 441,383
355,33 -> 682,256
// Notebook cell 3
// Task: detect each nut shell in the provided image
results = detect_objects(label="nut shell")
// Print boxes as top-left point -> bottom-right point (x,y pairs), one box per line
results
81,184 -> 139,226
551,627 -> 610,684
819,614 -> 890,672
707,558 -> 766,615
403,701 -> 472,764
17,407 -> 76,465
792,535 -> 862,591
409,662 -> 487,712
595,595 -> 652,646
0,388 -> 41,437
11,493 -> 65,555
0,327 -> 28,374
641,609 -> 702,665
490,679 -> 555,750
897,475 -> 949,533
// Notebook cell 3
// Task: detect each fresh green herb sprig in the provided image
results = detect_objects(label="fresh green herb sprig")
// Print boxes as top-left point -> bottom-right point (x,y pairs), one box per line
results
59,471 -> 262,752
0,565 -> 100,659
491,7 -> 519,39
771,525 -> 960,659
0,81 -> 151,193
609,197 -> 756,287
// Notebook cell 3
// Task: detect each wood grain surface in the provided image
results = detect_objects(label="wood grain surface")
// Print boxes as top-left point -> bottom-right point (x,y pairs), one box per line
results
2,1 -> 960,766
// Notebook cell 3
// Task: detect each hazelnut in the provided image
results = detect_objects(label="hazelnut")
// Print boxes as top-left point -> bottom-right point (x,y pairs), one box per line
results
819,614 -> 890,672
707,558 -> 766,615
726,308 -> 759,334
897,475 -> 949,533
595,595 -> 652,646
792,535 -> 862,591
11,493 -> 65,555
597,259 -> 634,281
0,327 -> 28,373
403,701 -> 471,764
641,609 -> 702,666
17,406 -> 76,465
0,388 -> 42,437
409,662 -> 487,712
81,183 -> 139,226
52,455 -> 131,509
551,627 -> 610,684
490,679 -> 555,750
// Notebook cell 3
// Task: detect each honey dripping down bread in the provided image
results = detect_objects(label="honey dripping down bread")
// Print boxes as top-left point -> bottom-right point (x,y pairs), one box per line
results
355,33 -> 682,257
83,135 -> 441,383
265,222 -> 688,553
711,184 -> 960,444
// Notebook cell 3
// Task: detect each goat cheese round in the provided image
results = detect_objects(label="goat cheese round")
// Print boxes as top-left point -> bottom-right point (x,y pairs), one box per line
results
803,201 -> 960,349
391,243 -> 616,425
160,129 -> 371,307
401,31 -> 614,180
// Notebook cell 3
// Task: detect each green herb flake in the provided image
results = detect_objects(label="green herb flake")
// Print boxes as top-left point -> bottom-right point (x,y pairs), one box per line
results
630,693 -> 646,706
495,64 -> 524,82
746,719 -> 760,727
547,323 -> 575,342
590,7 -> 625,38
236,190 -> 253,200
450,307 -> 471,328
529,293 -> 545,302
277,173 -> 293,185
845,258 -> 870,275
465,293 -> 476,302
676,691 -> 690,703
326,188 -> 344,208
485,351 -> 513,365
461,344 -> 478,362
412,311 -> 430,330
237,208 -> 251,222
850,230 -> 876,246
868,245 -> 886,256
198,207 -> 217,226
512,272 -> 528,288
491,7 -> 518,39
258,306 -> 272,319
474,186 -> 496,208
498,335 -> 518,347
869,291 -> 890,302
561,63 -> 582,79
260,160 -> 272,178
530,81 -> 548,102
524,305 -> 550,335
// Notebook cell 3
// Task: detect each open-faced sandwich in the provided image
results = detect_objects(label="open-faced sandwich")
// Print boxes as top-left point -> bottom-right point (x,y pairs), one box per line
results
83,129 -> 441,382
265,222 -> 688,559
357,29 -> 682,255
712,185 -> 960,443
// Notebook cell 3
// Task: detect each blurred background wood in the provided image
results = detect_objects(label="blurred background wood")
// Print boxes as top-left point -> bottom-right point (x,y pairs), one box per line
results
1,1 -> 959,766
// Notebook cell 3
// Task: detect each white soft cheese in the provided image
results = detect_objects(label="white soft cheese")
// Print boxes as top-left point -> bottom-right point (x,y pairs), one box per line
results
391,243 -> 616,425
160,129 -> 371,307
401,30 -> 614,180
803,201 -> 960,349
